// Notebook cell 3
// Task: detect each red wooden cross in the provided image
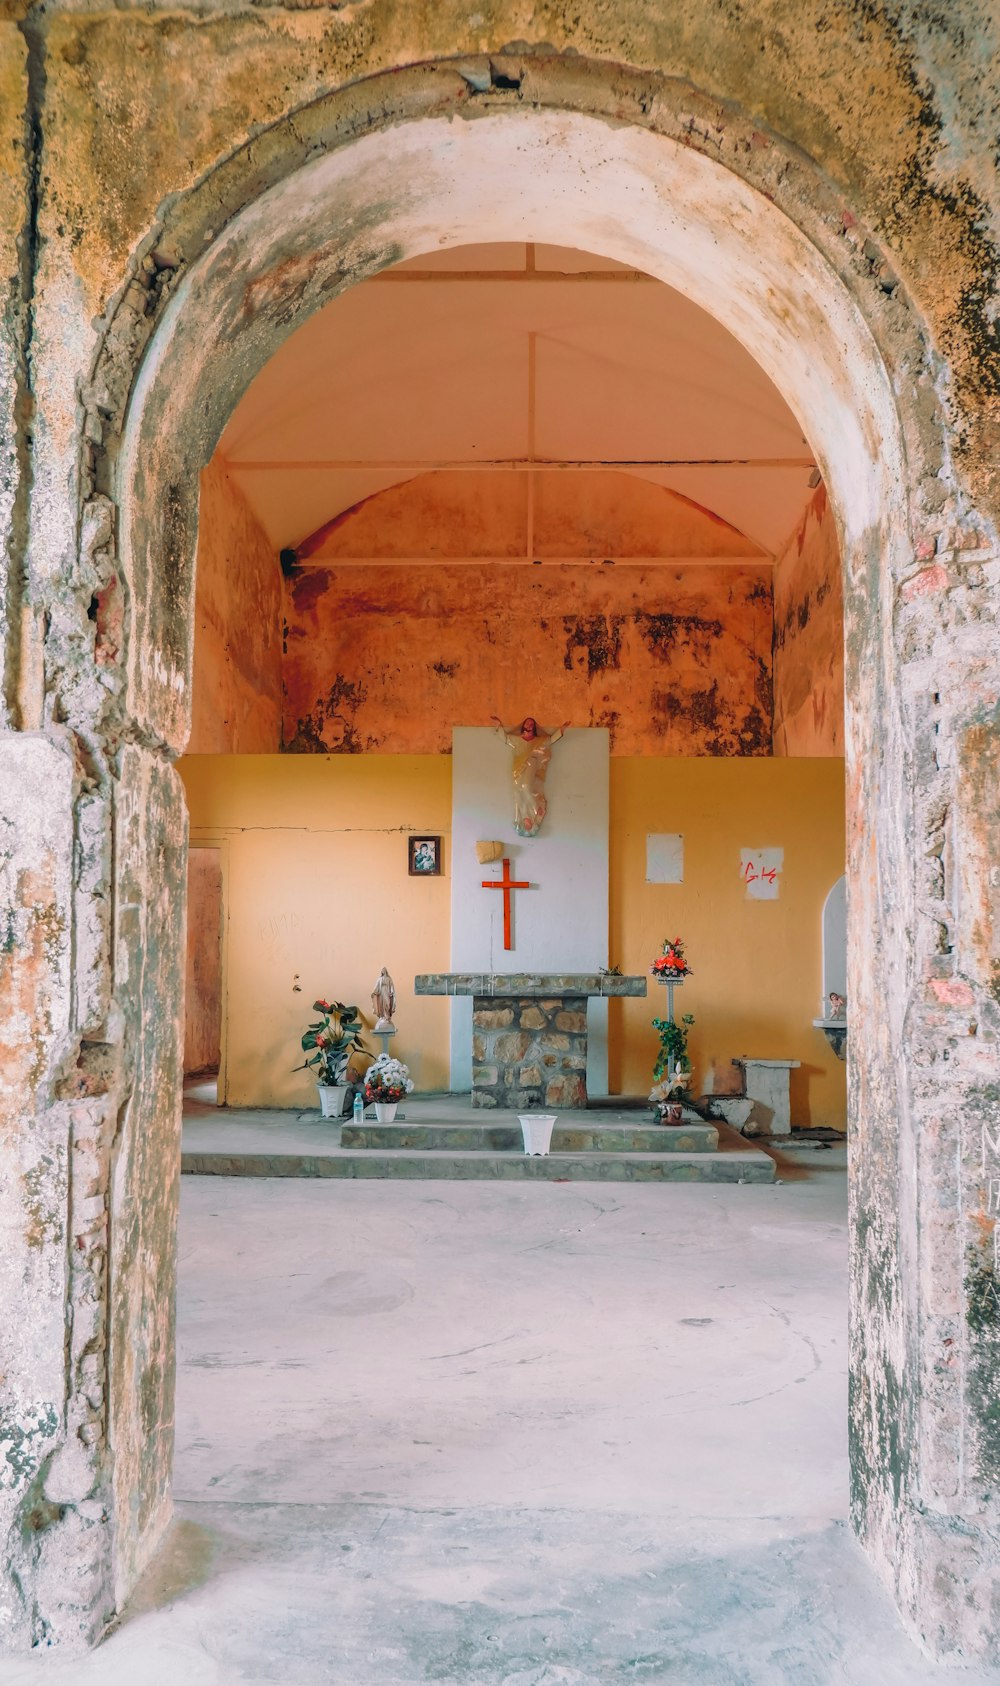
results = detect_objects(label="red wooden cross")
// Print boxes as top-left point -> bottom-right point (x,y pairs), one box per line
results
481,856 -> 532,951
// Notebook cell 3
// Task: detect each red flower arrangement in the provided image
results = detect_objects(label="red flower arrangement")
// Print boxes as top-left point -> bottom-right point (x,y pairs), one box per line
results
651,936 -> 691,979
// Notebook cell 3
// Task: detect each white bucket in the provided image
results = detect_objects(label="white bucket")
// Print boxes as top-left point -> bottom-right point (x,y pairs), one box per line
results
518,1114 -> 557,1156
318,1083 -> 349,1118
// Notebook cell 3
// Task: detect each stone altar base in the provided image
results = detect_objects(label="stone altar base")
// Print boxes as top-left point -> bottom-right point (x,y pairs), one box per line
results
415,972 -> 647,1105
473,994 -> 587,1110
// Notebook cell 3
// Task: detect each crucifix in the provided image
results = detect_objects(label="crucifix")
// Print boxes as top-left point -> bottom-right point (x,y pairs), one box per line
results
482,856 -> 532,951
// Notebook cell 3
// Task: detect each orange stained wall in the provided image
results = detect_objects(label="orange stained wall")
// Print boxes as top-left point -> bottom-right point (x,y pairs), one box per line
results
282,468 -> 774,756
283,561 -> 774,756
189,458 -> 282,753
772,485 -> 844,755
609,756 -> 847,1129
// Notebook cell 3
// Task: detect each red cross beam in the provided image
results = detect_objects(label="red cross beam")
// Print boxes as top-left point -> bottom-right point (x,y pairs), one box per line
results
481,857 -> 532,951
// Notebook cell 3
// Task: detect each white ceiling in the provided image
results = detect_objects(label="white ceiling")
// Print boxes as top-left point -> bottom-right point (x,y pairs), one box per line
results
220,243 -> 816,557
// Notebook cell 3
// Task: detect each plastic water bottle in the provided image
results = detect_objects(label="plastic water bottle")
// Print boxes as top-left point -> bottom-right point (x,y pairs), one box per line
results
353,1089 -> 364,1125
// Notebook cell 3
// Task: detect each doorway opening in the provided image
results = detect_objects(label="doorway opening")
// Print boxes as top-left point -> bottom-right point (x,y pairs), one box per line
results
96,80 -> 973,1659
168,234 -> 855,1675
179,237 -> 847,1131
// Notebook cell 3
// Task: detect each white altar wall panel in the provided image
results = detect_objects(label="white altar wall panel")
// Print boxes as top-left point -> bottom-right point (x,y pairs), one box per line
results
450,727 -> 610,1093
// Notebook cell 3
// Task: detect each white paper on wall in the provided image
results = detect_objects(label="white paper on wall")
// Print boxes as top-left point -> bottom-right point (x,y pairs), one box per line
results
646,832 -> 684,883
741,847 -> 783,900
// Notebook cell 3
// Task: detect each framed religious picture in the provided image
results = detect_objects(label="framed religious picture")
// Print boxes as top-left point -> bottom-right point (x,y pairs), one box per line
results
408,835 -> 443,877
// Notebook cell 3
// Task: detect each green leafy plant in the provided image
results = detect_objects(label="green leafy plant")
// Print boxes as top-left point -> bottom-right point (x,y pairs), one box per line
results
652,1012 -> 695,1083
295,998 -> 366,1086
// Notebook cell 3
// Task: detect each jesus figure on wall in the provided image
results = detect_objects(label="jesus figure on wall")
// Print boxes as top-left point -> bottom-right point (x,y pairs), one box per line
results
492,714 -> 570,838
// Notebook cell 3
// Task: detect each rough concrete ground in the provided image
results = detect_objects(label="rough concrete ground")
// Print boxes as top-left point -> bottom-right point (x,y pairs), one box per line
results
3,1161 -> 999,1686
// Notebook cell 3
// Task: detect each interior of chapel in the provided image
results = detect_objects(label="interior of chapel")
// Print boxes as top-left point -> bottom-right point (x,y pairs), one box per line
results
179,239 -> 847,1136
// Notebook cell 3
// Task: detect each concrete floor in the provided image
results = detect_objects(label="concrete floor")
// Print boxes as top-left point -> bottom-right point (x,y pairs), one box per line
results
5,1153 -> 1000,1685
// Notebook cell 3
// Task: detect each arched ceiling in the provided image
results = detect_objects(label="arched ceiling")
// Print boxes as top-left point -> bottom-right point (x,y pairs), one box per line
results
220,242 -> 816,558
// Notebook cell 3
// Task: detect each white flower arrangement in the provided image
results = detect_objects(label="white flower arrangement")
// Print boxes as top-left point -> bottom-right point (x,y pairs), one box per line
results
649,1067 -> 691,1105
363,1054 -> 415,1101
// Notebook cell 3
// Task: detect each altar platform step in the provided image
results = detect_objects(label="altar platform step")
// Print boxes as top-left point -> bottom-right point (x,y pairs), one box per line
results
181,1098 -> 775,1185
181,1145 -> 773,1184
340,1120 -> 719,1153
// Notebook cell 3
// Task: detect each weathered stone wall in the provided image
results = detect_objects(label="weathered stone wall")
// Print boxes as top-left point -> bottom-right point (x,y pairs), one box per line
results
472,996 -> 588,1110
189,460 -> 281,755
106,749 -> 186,1609
0,26 -> 29,732
0,1 -> 998,1664
283,561 -> 774,756
773,486 -> 844,755
0,735 -> 114,1650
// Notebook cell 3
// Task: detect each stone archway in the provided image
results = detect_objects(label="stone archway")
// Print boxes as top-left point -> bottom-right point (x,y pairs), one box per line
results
6,57 -> 998,1660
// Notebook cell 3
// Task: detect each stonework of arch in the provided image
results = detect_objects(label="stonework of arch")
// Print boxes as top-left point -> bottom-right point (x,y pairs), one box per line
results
1,30 -> 998,1664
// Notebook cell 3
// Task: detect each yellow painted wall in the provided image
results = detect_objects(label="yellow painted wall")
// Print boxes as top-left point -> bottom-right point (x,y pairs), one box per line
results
180,753 -> 846,1128
178,755 -> 452,1106
610,758 -> 847,1128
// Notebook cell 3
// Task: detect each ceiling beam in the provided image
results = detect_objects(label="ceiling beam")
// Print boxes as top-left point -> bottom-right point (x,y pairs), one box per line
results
284,554 -> 775,568
229,456 -> 815,472
368,268 -> 661,283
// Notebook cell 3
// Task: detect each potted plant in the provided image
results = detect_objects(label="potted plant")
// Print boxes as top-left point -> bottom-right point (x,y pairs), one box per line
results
649,1066 -> 691,1125
296,999 -> 366,1118
363,1053 -> 414,1123
651,1012 -> 695,1122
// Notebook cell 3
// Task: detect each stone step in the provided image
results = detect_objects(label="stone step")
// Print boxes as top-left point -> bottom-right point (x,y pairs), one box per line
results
181,1146 -> 774,1184
340,1121 -> 719,1153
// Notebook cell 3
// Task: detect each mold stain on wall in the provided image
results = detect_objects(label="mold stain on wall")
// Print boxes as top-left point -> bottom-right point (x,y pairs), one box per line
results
772,486 -> 844,756
280,564 -> 776,756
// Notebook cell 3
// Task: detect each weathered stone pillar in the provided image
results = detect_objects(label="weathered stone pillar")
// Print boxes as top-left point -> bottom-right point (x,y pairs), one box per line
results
846,518 -> 1000,1661
106,747 -> 187,1609
0,735 -> 114,1648
0,733 -> 185,1649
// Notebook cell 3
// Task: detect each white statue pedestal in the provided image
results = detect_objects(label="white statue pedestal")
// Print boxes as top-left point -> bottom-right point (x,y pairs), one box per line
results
733,1057 -> 800,1137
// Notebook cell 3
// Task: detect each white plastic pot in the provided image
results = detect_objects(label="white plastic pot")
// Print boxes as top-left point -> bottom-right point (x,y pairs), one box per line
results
518,1114 -> 557,1156
318,1083 -> 349,1118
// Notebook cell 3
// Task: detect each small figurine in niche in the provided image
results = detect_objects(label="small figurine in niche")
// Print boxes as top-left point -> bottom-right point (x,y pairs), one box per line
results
828,992 -> 847,1020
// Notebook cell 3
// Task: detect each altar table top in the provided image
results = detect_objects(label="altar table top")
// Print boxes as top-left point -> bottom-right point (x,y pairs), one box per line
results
414,972 -> 647,998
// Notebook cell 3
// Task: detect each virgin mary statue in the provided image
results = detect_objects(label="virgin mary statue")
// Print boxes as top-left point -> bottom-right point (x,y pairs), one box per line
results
492,715 -> 570,838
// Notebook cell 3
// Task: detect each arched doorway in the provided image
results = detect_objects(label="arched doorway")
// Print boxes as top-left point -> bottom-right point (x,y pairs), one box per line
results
17,61 -> 996,1660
